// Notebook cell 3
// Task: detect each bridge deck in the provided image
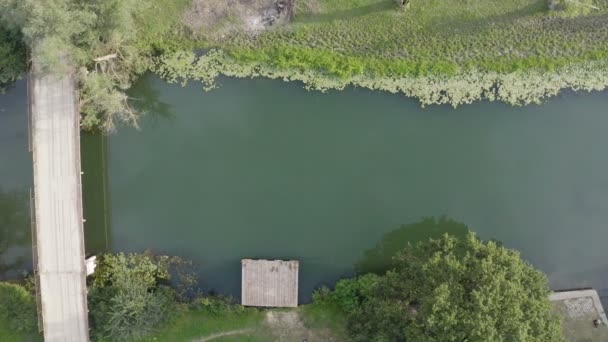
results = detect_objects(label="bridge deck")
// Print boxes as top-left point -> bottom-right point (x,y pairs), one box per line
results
31,70 -> 90,341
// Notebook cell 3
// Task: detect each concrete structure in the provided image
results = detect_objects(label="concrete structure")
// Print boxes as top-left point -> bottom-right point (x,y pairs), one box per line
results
85,256 -> 97,276
241,259 -> 299,307
550,289 -> 608,341
30,69 -> 90,341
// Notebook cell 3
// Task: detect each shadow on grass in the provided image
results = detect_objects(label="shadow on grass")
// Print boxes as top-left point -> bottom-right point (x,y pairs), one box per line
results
355,216 -> 469,275
295,1 -> 397,24
423,1 -> 549,33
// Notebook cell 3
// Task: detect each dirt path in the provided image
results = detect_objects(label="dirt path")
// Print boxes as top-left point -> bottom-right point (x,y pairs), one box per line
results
194,328 -> 253,342
265,310 -> 341,341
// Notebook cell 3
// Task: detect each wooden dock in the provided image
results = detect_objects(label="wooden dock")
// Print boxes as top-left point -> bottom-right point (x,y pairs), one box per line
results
30,68 -> 90,341
241,259 -> 299,307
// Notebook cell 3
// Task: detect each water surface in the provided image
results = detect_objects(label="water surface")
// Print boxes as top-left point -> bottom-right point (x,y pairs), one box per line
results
0,80 -> 32,279
105,76 -> 608,300
2,75 -> 607,301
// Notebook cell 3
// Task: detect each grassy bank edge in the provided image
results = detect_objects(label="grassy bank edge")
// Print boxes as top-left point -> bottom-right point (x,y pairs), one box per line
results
156,50 -> 608,107
144,301 -> 349,342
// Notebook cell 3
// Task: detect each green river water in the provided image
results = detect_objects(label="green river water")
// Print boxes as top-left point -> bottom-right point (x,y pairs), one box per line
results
2,76 -> 608,302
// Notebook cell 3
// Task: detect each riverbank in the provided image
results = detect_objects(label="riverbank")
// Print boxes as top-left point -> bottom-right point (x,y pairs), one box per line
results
148,302 -> 348,341
153,0 -> 608,107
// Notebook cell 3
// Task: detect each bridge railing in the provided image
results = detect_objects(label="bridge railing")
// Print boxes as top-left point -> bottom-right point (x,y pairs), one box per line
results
29,187 -> 43,333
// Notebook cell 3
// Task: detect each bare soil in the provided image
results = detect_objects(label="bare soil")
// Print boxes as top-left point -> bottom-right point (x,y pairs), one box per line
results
182,0 -> 295,39
264,310 -> 343,342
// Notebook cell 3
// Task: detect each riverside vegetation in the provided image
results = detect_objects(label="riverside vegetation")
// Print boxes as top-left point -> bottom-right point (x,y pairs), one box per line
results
1,0 -> 608,131
158,0 -> 608,107
0,219 -> 565,341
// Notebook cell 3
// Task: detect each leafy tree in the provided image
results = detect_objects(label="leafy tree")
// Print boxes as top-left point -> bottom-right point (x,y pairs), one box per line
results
328,232 -> 564,342
0,0 -> 186,132
0,24 -> 26,92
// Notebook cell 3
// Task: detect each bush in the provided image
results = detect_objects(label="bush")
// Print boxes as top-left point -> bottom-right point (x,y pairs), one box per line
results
0,283 -> 37,333
89,252 -> 194,341
330,274 -> 380,315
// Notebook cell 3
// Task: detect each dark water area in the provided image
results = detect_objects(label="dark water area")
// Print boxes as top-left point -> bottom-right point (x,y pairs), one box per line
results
3,74 -> 608,303
0,79 -> 33,279
103,75 -> 608,302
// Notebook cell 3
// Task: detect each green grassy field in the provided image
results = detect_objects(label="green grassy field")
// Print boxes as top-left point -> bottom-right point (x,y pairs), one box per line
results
212,0 -> 608,76
142,303 -> 350,341
0,321 -> 41,342
143,306 -> 268,341
153,0 -> 608,106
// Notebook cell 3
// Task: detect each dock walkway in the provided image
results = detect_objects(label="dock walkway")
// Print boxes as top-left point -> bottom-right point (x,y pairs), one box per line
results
31,69 -> 90,341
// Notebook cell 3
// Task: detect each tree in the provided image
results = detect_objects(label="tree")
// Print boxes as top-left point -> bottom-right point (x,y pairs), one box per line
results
0,0 -> 161,132
0,24 -> 26,92
329,233 -> 564,341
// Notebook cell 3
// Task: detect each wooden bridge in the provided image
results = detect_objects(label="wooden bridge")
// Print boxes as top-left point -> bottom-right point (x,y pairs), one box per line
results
29,65 -> 90,341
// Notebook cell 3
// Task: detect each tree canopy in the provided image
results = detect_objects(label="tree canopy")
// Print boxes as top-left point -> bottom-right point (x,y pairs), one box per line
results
0,0 -> 188,132
0,24 -> 25,92
325,232 -> 564,341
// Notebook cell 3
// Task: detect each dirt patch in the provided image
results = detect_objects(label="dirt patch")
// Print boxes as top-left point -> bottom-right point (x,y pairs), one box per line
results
264,310 -> 343,341
194,329 -> 253,342
182,0 -> 295,39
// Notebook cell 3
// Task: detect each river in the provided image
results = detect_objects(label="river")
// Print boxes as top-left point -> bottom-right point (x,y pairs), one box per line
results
2,75 -> 608,302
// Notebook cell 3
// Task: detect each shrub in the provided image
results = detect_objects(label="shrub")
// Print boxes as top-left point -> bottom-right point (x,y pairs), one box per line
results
0,282 -> 37,333
89,252 -> 194,341
329,274 -> 380,315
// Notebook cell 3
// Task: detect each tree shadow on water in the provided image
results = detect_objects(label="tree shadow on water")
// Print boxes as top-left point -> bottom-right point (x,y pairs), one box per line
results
355,216 -> 469,275
0,188 -> 31,278
128,76 -> 175,126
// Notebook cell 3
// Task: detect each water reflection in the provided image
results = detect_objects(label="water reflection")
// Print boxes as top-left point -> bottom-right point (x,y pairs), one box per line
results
82,133 -> 112,255
0,188 -> 31,277
0,78 -> 32,279
128,76 -> 174,126
356,216 -> 468,274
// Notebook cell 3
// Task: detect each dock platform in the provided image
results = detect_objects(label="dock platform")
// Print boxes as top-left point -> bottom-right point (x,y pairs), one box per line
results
241,259 -> 299,308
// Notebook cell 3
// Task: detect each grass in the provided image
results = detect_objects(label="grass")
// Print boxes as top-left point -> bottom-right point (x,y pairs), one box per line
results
134,0 -> 194,51
157,0 -> 607,78
0,320 -> 41,342
215,0 -> 608,77
149,0 -> 608,106
144,305 -> 267,341
553,300 -> 608,342
300,302 -> 350,340
0,321 -> 38,342
142,302 -> 351,342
